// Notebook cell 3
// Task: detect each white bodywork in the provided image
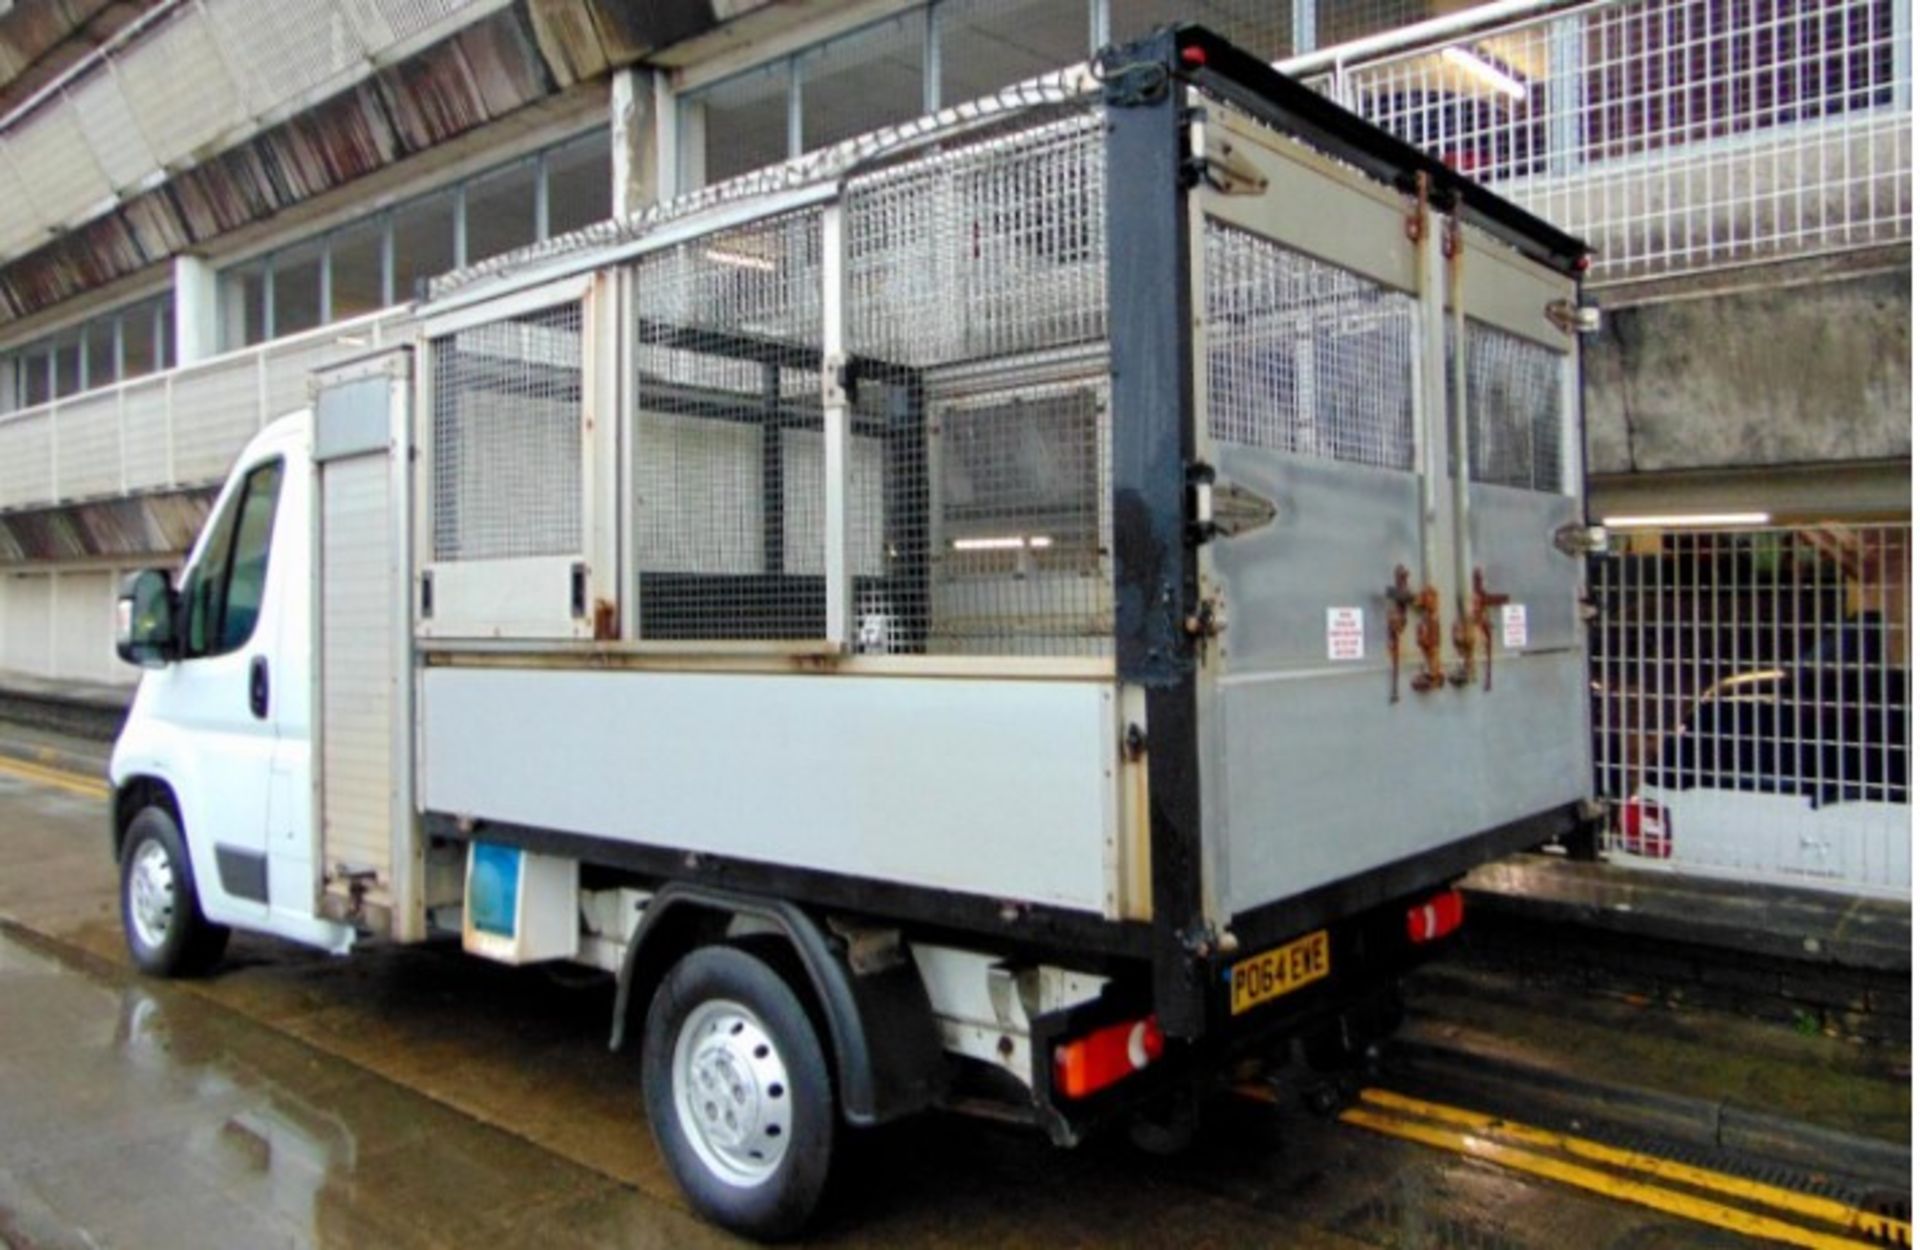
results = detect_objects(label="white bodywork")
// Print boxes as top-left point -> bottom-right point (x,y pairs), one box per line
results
421,666 -> 1122,914
1620,785 -> 1911,899
110,414 -> 354,954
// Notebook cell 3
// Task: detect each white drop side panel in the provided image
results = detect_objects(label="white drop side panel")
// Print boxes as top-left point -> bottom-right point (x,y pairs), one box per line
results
319,454 -> 397,910
421,668 -> 1121,916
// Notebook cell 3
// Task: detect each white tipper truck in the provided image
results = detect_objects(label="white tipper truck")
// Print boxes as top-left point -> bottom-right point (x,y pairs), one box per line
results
109,26 -> 1597,1240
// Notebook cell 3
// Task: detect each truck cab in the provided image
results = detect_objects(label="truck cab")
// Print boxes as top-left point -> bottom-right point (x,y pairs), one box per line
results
113,414 -> 353,972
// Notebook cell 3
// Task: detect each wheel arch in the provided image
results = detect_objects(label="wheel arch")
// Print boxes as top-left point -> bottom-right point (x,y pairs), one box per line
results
612,883 -> 946,1127
112,774 -> 181,862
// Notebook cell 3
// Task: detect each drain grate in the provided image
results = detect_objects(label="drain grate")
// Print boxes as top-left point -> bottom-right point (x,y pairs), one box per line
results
1336,1193 -> 1534,1250
1857,1190 -> 1912,1247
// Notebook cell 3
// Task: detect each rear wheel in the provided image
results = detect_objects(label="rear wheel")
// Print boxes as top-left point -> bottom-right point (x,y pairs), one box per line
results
119,805 -> 229,977
642,945 -> 836,1241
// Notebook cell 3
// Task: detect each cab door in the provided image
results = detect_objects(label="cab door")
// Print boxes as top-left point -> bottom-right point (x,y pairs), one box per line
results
148,454 -> 288,927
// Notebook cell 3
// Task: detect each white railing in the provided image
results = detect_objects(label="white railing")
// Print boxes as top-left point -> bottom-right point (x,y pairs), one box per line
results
0,0 -> 507,266
0,309 -> 412,512
1592,523 -> 1911,898
1286,0 -> 1910,284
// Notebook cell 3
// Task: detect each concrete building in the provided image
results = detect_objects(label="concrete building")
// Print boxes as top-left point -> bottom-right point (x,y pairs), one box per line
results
0,1 -> 1909,852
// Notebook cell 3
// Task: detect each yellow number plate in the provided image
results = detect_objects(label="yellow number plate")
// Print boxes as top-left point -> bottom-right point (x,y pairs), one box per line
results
1229,929 -> 1331,1015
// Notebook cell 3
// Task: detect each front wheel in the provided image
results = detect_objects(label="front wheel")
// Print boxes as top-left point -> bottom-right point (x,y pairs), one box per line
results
119,805 -> 229,977
642,945 -> 836,1241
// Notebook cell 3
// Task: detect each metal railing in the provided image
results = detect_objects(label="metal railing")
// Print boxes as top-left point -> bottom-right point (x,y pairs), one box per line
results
1286,0 -> 1911,284
0,310 -> 411,513
0,0 -> 506,266
1591,523 -> 1911,898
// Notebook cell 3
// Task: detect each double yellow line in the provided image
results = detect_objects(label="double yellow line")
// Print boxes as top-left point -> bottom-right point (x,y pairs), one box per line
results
1342,1088 -> 1909,1249
0,754 -> 110,800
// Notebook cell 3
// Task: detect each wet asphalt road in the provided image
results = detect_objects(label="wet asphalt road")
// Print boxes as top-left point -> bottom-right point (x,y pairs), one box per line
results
0,761 -> 1895,1249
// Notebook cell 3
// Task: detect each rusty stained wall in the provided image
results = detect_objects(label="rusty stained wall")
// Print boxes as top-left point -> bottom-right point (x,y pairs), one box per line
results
0,0 -> 806,327
0,6 -> 560,322
0,487 -> 213,564
1584,269 -> 1913,475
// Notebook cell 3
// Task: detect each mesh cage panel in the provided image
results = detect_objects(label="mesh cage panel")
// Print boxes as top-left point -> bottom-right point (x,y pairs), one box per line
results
929,381 -> 1112,656
1461,321 -> 1564,492
842,110 -> 1112,656
622,112 -> 1115,656
1203,220 -> 1416,470
631,209 -> 828,641
1591,524 -> 1911,897
430,304 -> 584,562
845,113 -> 1106,367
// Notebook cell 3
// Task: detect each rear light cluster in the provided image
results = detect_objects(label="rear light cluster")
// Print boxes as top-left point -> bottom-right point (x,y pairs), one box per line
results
1054,1015 -> 1165,1100
1620,798 -> 1673,858
1406,889 -> 1465,944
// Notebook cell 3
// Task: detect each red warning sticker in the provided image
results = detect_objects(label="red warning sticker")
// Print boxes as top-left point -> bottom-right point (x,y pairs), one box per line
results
1502,603 -> 1528,649
1327,607 -> 1365,661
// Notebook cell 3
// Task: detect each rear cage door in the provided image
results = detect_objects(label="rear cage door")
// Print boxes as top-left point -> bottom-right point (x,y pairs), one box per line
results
1189,97 -> 1589,926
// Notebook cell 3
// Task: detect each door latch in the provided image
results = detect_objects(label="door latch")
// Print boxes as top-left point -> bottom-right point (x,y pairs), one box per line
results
1385,565 -> 1446,698
1385,565 -> 1413,704
1465,568 -> 1510,692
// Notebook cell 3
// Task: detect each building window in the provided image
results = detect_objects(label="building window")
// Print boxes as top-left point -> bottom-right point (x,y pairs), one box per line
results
392,191 -> 459,305
1,291 -> 173,412
270,238 -> 327,339
680,60 -> 793,191
938,0 -> 1094,104
329,215 -> 389,321
217,127 -> 612,350
466,156 -> 539,265
224,258 -> 269,348
801,13 -> 927,152
546,128 -> 613,237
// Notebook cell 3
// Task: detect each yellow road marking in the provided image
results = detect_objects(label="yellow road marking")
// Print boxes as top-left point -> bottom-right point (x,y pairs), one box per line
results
1340,1105 -> 1889,1250
1359,1088 -> 1909,1242
0,755 -> 110,799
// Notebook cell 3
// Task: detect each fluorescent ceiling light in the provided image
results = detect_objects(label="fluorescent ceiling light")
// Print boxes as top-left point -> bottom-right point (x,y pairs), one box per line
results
1602,512 -> 1772,528
953,535 -> 1054,552
1443,46 -> 1526,101
704,248 -> 776,272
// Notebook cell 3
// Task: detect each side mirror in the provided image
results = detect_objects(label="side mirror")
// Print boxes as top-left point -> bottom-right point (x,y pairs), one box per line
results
116,568 -> 179,668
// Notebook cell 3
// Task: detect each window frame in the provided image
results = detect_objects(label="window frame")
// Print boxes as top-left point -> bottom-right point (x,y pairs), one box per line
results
182,457 -> 286,660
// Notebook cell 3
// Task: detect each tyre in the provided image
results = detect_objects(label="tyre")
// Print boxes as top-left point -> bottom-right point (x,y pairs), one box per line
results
118,804 -> 230,978
642,945 -> 836,1241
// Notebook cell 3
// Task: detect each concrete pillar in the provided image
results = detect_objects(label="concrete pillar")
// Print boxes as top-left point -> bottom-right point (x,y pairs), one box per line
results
678,98 -> 706,195
172,255 -> 220,365
611,67 -> 662,219
1291,0 -> 1316,55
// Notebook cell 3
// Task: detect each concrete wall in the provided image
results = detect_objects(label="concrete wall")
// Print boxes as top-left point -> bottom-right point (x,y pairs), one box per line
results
0,566 -> 134,686
1585,269 -> 1912,476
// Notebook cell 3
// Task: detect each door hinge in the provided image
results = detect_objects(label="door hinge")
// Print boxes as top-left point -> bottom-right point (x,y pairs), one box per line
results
1555,522 -> 1609,557
1546,299 -> 1603,336
1095,52 -> 1173,108
1190,132 -> 1269,197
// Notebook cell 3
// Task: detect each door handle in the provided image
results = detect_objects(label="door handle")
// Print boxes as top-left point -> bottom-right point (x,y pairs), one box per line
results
249,655 -> 270,720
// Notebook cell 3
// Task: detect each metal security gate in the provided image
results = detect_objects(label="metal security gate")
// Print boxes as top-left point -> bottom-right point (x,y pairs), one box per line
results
1592,523 -> 1912,898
